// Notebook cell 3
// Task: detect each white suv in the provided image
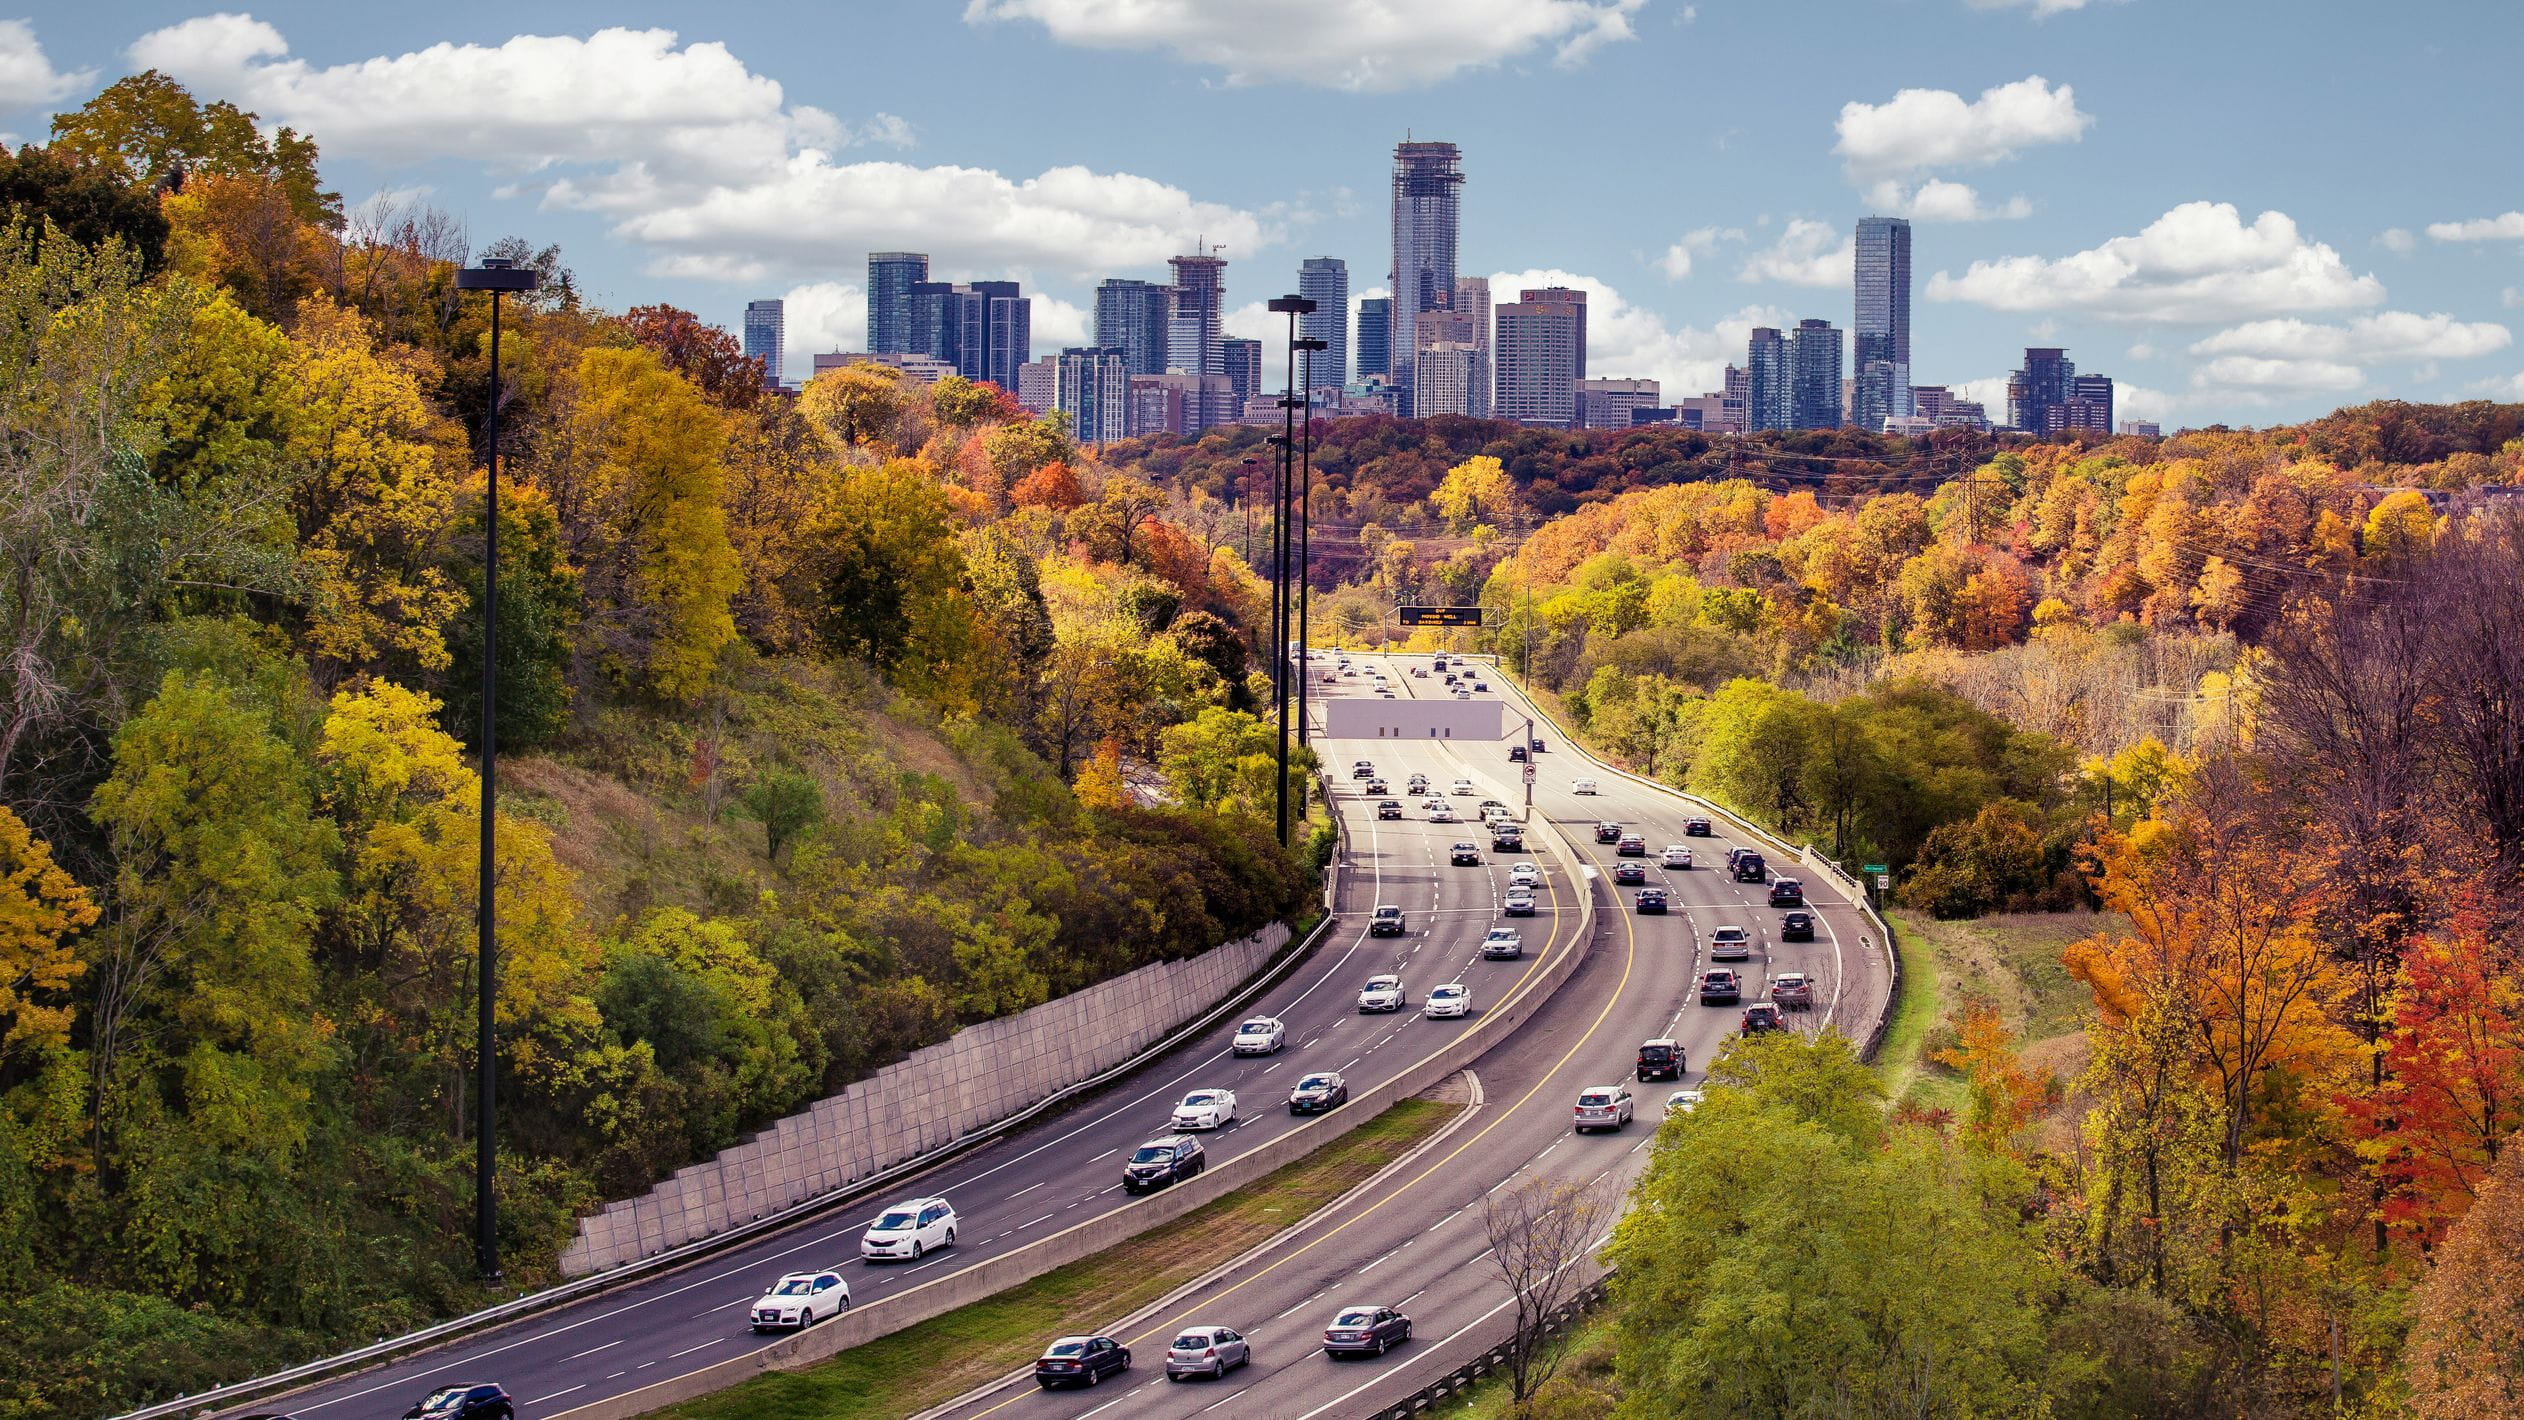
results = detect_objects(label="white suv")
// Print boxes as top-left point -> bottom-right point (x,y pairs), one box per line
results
751,1269 -> 851,1328
861,1198 -> 957,1261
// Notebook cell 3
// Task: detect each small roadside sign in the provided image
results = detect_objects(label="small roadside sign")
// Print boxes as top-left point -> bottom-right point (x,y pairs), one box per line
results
1875,873 -> 1892,891
1862,863 -> 1888,875
1522,763 -> 1537,784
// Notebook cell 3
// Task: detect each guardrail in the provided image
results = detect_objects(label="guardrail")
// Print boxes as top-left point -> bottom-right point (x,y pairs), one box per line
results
132,781 -> 1354,1420
1375,1277 -> 1612,1419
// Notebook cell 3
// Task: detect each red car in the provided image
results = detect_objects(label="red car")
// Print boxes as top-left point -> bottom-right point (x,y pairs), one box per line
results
1741,1002 -> 1787,1035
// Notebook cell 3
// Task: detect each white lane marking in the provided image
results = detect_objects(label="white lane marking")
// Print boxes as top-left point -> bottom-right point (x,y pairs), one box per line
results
1087,1149 -> 1117,1163
567,1339 -> 623,1360
605,1371 -> 626,1380
1017,1212 -> 1056,1229
666,1339 -> 721,1360
525,1386 -> 585,1405
1008,1181 -> 1046,1200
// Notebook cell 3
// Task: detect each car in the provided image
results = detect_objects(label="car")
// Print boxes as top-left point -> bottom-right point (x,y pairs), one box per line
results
1700,968 -> 1742,1004
1451,778 -> 1475,795
1442,672 -> 1459,685
1742,1002 -> 1787,1035
1709,925 -> 1752,961
1428,802 -> 1456,823
1122,1135 -> 1205,1193
1613,861 -> 1648,885
1768,876 -> 1805,906
1407,774 -> 1430,793
1684,817 -> 1713,837
1166,1324 -> 1252,1381
1432,655 -> 1448,669
1530,737 -> 1547,753
1573,1085 -> 1635,1132
1351,761 -> 1376,779
1503,889 -> 1537,916
860,1198 -> 957,1261
1233,1017 -> 1288,1054
402,1386 -> 513,1420
1479,799 -> 1507,815
1377,799 -> 1403,820
1322,1304 -> 1413,1357
1173,1088 -> 1238,1130
1491,821 -> 1525,850
1661,845 -> 1694,869
1734,851 -> 1768,883
749,1271 -> 851,1330
1289,1070 -> 1348,1114
1573,778 -> 1600,795
1472,679 -> 1490,691
1451,841 -> 1483,865
1482,927 -> 1524,959
1666,1089 -> 1705,1114
1635,887 -> 1669,913
1509,862 -> 1543,888
1358,974 -> 1406,1012
1380,689 -> 1397,698
1594,821 -> 1624,844
1509,745 -> 1527,762
1637,1038 -> 1684,1081
1369,905 -> 1405,937
1365,778 -> 1388,795
1772,972 -> 1815,1010
1617,834 -> 1647,857
1036,1335 -> 1132,1388
1424,982 -> 1471,1018
1780,910 -> 1815,941
1411,665 -> 1428,677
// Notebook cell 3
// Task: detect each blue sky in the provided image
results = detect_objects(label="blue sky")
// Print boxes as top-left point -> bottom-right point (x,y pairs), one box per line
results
9,0 -> 2523,426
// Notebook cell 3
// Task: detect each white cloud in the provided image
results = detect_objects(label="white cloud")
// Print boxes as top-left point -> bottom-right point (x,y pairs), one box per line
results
1655,225 -> 1740,280
1032,292 -> 1090,349
1966,0 -> 2104,14
1834,75 -> 2091,177
1927,201 -> 2386,322
1737,220 -> 1853,288
963,0 -> 1647,91
1951,375 -> 2012,412
2470,371 -> 2524,400
1863,178 -> 2032,223
2506,287 -> 2523,310
2115,382 -> 2177,424
2028,319 -> 2063,341
781,280 -> 866,366
2188,311 -> 2510,365
2126,341 -> 2157,361
0,18 -> 91,109
2427,212 -> 2524,243
2378,227 -> 2416,255
2190,356 -> 2364,396
1490,266 -> 1788,396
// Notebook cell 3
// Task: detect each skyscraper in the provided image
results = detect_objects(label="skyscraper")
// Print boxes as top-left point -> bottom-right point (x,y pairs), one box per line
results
1852,217 -> 1912,431
1222,337 -> 1262,406
867,252 -> 928,355
979,282 -> 1030,393
1452,276 -> 1492,417
1412,309 -> 1480,417
1789,319 -> 1844,430
2068,374 -> 2115,434
1388,139 -> 1464,416
907,279 -> 1029,390
1356,296 -> 1393,380
2007,347 -> 2076,432
1055,347 -> 1130,444
1746,329 -> 1791,432
1094,278 -> 1171,376
1167,249 -> 1228,377
742,299 -> 784,388
1298,257 -> 1350,391
1496,287 -> 1587,427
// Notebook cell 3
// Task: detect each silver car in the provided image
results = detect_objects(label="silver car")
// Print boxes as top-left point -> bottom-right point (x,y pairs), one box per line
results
1165,1324 -> 1252,1380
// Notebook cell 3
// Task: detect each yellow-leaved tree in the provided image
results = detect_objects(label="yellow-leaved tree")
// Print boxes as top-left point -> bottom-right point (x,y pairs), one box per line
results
1432,454 -> 1516,533
0,805 -> 94,1063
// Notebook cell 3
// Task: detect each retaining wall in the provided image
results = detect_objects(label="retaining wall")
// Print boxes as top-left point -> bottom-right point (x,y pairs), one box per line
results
560,922 -> 1290,1276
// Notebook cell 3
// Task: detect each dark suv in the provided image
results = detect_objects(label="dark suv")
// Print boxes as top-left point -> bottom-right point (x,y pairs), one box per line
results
403,1387 -> 513,1420
1122,1135 -> 1205,1193
1734,851 -> 1767,883
1636,1039 -> 1684,1081
1699,969 -> 1741,1005
1779,910 -> 1815,942
1768,876 -> 1805,906
1595,821 -> 1624,844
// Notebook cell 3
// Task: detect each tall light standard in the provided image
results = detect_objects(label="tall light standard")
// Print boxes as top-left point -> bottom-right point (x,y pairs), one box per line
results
1292,336 -> 1327,746
456,255 -> 538,1281
1265,294 -> 1316,847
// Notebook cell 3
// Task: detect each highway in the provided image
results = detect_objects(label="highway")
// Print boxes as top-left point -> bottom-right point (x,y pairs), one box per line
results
922,650 -> 1892,1420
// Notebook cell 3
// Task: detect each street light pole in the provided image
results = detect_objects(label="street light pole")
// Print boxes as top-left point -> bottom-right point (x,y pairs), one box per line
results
1292,336 -> 1327,746
1266,295 -> 1316,847
455,255 -> 537,1282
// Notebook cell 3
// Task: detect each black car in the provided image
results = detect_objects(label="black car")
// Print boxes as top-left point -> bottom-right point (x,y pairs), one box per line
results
1122,1135 -> 1206,1193
1734,851 -> 1767,883
1509,744 -> 1527,762
1289,1070 -> 1349,1114
1376,799 -> 1403,820
1636,1038 -> 1684,1081
1684,817 -> 1713,837
403,1387 -> 512,1420
1613,861 -> 1648,885
1531,737 -> 1547,753
1036,1335 -> 1133,1388
1768,877 -> 1805,907
1595,821 -> 1624,844
1635,887 -> 1669,914
1699,969 -> 1741,1005
1780,910 -> 1816,942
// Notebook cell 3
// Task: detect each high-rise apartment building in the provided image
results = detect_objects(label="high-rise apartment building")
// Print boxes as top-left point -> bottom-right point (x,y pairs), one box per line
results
1055,347 -> 1130,444
1745,329 -> 1791,432
1789,319 -> 1844,430
1412,340 -> 1479,417
2067,374 -> 2115,434
2007,348 -> 2077,432
1356,296 -> 1393,380
1167,250 -> 1228,378
907,279 -> 1029,390
982,283 -> 1030,393
1222,337 -> 1262,407
1298,257 -> 1350,391
1577,378 -> 1661,430
1094,278 -> 1171,377
1852,217 -> 1912,431
1015,357 -> 1059,415
1388,140 -> 1464,416
1496,287 -> 1587,427
867,252 -> 928,355
1452,276 -> 1492,417
743,299 -> 784,388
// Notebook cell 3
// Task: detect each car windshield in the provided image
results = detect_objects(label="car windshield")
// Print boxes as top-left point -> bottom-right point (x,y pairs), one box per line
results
1240,1020 -> 1272,1032
873,1210 -> 917,1230
773,1276 -> 815,1295
1299,1075 -> 1335,1090
1131,1144 -> 1174,1163
1047,1340 -> 1090,1357
1435,986 -> 1463,998
423,1390 -> 470,1409
1334,1309 -> 1377,1327
1367,977 -> 1397,989
1183,1093 -> 1217,1107
1172,1333 -> 1213,1350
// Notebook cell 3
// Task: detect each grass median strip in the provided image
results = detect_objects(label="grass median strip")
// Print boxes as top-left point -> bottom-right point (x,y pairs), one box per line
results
663,1097 -> 1460,1420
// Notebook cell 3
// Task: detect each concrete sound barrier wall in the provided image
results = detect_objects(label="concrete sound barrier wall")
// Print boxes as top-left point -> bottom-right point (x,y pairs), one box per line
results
558,922 -> 1291,1277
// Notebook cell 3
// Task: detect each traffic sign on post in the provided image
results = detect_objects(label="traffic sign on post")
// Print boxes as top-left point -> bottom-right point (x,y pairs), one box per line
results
1522,763 -> 1537,784
1399,605 -> 1484,627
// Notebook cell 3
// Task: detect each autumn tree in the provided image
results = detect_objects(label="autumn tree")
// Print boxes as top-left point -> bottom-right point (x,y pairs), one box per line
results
2361,898 -> 2524,1240
2404,1137 -> 2524,1420
51,71 -> 339,227
797,360 -> 913,450
0,806 -> 94,1066
621,303 -> 765,410
1432,453 -> 1516,531
0,143 -> 170,267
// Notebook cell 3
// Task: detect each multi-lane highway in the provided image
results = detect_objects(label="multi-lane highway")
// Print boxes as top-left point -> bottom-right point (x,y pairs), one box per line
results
923,650 -> 1891,1420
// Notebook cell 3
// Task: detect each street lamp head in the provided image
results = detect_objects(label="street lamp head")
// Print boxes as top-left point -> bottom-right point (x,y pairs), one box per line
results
458,258 -> 541,293
1267,294 -> 1318,315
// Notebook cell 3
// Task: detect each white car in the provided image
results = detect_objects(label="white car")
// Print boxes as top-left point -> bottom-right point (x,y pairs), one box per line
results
1666,1089 -> 1704,1115
1424,982 -> 1471,1018
860,1197 -> 957,1260
1358,974 -> 1407,1012
1428,803 -> 1456,823
1661,845 -> 1693,868
1573,1085 -> 1636,1133
1710,925 -> 1752,961
750,1270 -> 850,1330
1450,779 -> 1475,796
1233,1017 -> 1287,1055
1481,927 -> 1524,959
1572,778 -> 1600,795
1172,1088 -> 1238,1130
1508,863 -> 1543,888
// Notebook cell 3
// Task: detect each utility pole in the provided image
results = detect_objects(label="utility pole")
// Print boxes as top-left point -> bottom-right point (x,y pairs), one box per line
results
1293,336 -> 1327,746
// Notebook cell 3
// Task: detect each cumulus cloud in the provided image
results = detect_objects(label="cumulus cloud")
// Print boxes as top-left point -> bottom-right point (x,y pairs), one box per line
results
2190,356 -> 2364,396
1834,75 -> 2090,177
0,18 -> 90,109
131,16 -> 1273,284
2471,371 -> 2524,399
1656,225 -> 1741,280
1737,220 -> 1853,288
1927,201 -> 2386,322
780,280 -> 867,367
2188,311 -> 2510,365
1863,178 -> 2032,223
2427,212 -> 2524,242
2115,382 -> 2177,425
1489,266 -> 1787,396
963,0 -> 1647,91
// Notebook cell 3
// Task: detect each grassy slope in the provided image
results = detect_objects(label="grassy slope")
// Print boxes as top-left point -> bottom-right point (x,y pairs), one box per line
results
1877,909 -> 2118,1116
664,1097 -> 1461,1420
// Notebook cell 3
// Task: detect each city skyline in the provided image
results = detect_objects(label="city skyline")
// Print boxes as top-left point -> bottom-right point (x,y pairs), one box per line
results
23,3 -> 2517,427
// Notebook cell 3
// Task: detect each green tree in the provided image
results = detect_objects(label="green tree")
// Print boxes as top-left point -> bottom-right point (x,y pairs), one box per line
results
0,143 -> 170,267
982,413 -> 1076,490
1157,706 -> 1314,818
740,765 -> 824,861
807,458 -> 973,684
51,71 -> 338,227
797,360 -> 912,450
440,475 -> 581,749
1689,677 -> 1817,828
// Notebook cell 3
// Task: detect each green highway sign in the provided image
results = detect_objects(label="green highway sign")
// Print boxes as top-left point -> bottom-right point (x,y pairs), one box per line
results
1862,863 -> 1889,875
1399,605 -> 1484,627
